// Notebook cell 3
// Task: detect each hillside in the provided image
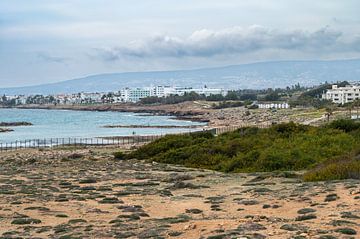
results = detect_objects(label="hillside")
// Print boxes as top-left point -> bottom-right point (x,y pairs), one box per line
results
1,59 -> 360,95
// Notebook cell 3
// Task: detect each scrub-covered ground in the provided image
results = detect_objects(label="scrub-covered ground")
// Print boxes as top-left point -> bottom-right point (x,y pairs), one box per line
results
0,148 -> 359,239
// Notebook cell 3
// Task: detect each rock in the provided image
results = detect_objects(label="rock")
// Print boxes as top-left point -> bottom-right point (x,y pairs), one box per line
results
68,219 -> 87,224
98,197 -> 123,204
334,227 -> 357,235
341,211 -> 360,219
280,224 -> 308,232
239,200 -> 259,205
170,181 -> 204,190
11,218 -> 41,225
168,231 -> 182,237
297,208 -> 316,214
325,194 -> 338,202
237,223 -> 267,231
295,214 -> 317,221
185,209 -> 203,214
79,178 -> 97,184
329,219 -> 357,226
318,236 -> 337,239
183,224 -> 197,230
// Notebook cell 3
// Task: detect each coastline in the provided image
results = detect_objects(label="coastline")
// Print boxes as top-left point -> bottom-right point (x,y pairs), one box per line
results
0,103 -> 210,124
1,101 -> 337,129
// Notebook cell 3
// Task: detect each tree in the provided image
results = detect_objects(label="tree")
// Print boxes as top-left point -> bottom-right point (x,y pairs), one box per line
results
239,93 -> 257,101
225,91 -> 239,101
325,106 -> 335,122
264,92 -> 280,101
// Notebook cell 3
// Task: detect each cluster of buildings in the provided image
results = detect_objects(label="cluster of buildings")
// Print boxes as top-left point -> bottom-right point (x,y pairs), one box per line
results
322,84 -> 360,104
1,86 -> 227,105
4,82 -> 359,107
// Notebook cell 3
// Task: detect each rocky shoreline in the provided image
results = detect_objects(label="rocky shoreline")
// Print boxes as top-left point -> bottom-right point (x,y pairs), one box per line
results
1,101 -> 339,129
1,103 -> 209,123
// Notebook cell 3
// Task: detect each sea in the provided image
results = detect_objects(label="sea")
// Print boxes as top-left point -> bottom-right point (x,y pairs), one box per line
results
0,108 -> 205,143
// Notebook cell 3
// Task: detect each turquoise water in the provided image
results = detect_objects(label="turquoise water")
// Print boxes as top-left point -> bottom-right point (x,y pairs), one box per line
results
0,109 -> 204,143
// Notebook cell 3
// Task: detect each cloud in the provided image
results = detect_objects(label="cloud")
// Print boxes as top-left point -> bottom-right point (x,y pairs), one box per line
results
37,52 -> 69,63
95,26 -> 360,61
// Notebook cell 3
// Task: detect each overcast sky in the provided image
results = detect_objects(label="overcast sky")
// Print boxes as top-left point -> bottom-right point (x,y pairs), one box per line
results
1,0 -> 360,87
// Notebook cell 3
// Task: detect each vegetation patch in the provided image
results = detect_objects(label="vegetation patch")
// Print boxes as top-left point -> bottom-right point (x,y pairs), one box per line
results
125,120 -> 360,180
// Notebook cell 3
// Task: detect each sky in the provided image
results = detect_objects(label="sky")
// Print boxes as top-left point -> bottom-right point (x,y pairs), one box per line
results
0,0 -> 360,87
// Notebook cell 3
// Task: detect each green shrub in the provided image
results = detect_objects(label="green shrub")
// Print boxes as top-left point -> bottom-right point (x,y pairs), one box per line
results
303,156 -> 360,181
327,119 -> 360,132
127,120 -> 360,180
113,151 -> 125,160
127,131 -> 213,160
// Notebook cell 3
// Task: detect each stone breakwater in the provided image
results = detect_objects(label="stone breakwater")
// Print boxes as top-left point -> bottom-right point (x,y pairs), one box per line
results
0,128 -> 13,133
0,122 -> 33,127
0,148 -> 359,238
0,122 -> 32,134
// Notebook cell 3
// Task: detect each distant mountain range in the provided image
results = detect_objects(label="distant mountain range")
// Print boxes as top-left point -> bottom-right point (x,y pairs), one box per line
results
1,59 -> 360,95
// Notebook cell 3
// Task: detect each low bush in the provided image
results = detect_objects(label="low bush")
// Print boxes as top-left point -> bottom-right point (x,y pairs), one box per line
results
303,154 -> 360,181
113,151 -> 125,160
126,120 -> 360,180
212,101 -> 244,109
327,119 -> 360,133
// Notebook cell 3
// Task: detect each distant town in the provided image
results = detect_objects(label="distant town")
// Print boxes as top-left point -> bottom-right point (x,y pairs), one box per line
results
1,82 -> 360,109
0,85 -> 226,106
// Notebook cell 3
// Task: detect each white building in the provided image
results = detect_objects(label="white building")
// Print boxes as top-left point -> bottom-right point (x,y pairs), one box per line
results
164,86 -> 226,97
15,95 -> 27,105
257,102 -> 290,109
119,86 -> 226,102
120,87 -> 153,102
322,84 -> 360,104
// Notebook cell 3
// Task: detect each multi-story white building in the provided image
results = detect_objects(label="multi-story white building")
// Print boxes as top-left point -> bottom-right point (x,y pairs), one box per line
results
322,84 -> 360,104
160,86 -> 226,97
120,87 -> 153,102
119,86 -> 226,102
